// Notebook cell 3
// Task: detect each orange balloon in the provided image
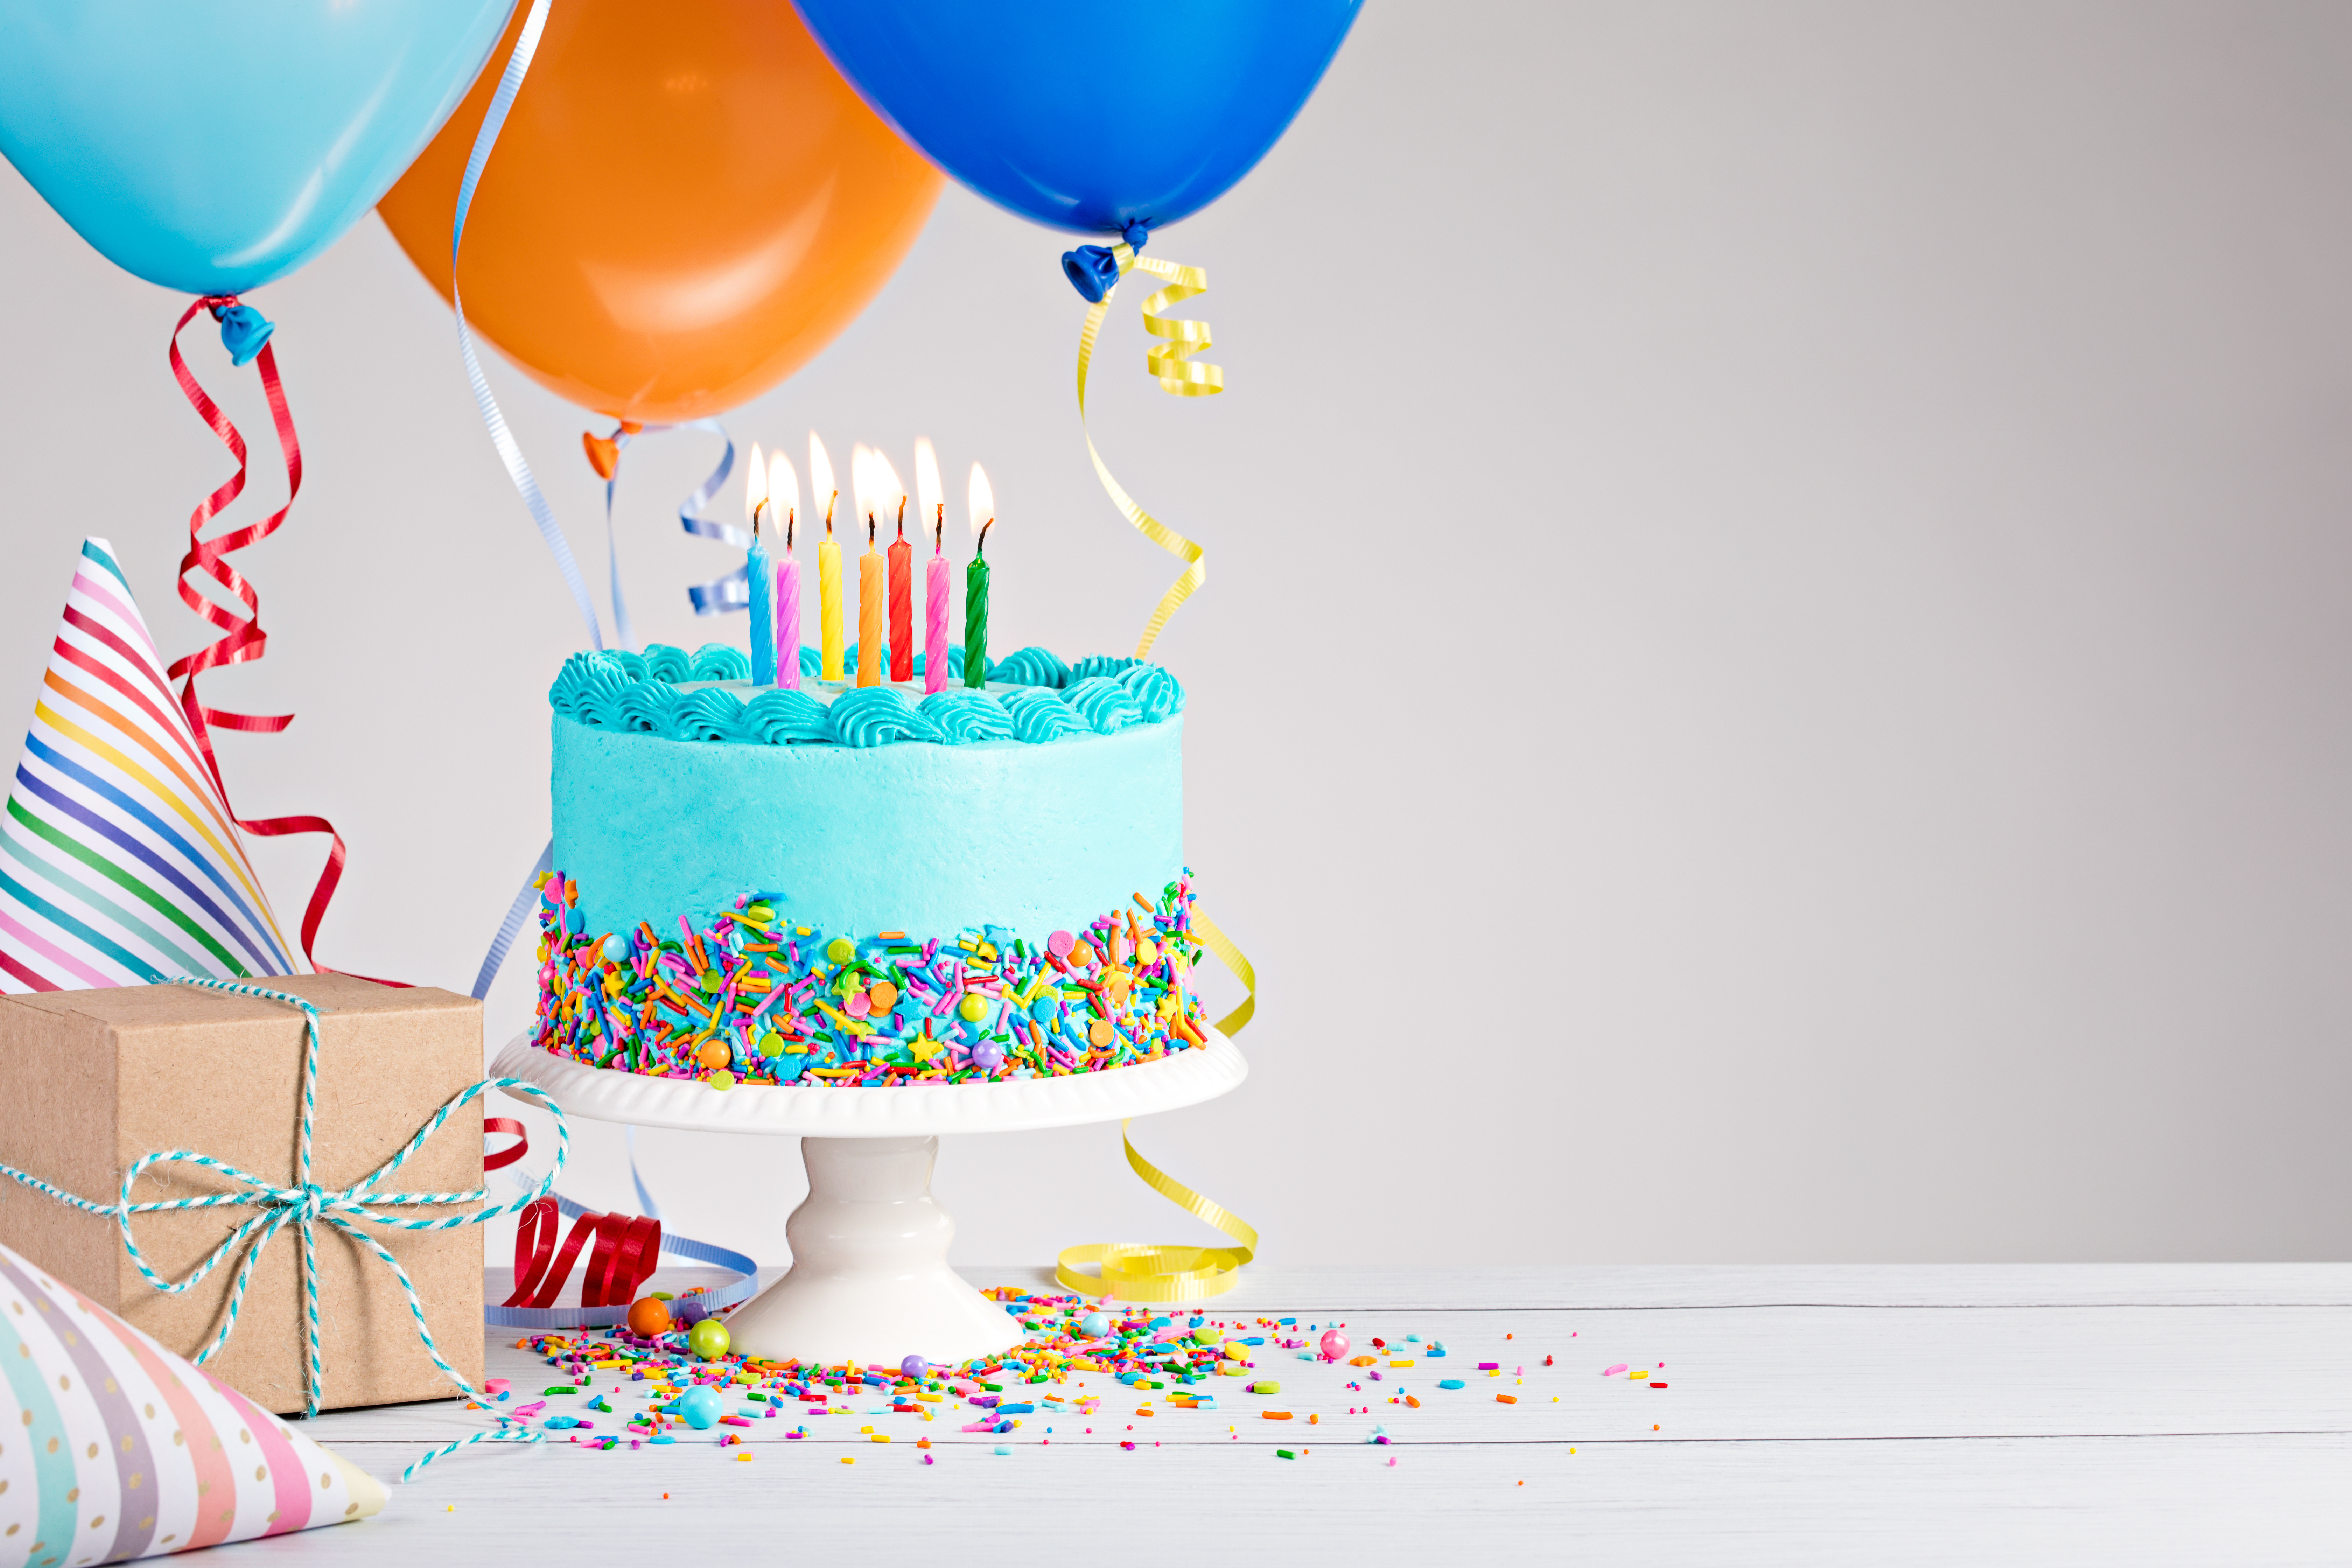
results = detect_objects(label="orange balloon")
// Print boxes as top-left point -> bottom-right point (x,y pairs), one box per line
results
379,0 -> 941,423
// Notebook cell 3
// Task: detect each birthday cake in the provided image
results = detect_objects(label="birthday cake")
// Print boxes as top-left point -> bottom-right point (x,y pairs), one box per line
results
530,641 -> 1214,1088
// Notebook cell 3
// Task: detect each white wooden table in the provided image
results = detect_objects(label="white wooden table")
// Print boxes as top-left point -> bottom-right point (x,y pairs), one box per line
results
280,1265 -> 2350,1564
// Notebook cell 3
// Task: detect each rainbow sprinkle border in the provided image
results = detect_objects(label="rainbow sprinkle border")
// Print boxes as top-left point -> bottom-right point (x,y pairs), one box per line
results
531,872 -> 1213,1088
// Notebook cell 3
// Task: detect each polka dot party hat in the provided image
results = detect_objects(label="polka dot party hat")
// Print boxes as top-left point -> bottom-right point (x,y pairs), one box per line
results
0,1235 -> 383,1566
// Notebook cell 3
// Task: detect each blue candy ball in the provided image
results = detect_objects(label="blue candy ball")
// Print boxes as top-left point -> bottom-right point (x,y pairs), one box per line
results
675,1385 -> 723,1430
602,933 -> 630,963
1078,1312 -> 1110,1338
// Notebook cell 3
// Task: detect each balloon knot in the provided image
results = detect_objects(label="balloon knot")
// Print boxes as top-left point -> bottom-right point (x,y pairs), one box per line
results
209,301 -> 275,368
1061,244 -> 1122,303
1061,221 -> 1153,301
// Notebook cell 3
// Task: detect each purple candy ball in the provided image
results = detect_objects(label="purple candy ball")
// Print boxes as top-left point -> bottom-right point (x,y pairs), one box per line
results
972,1041 -> 1005,1073
901,1354 -> 929,1381
672,1297 -> 708,1328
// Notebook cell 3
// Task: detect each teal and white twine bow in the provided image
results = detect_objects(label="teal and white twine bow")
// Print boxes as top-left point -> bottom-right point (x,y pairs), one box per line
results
0,978 -> 568,1428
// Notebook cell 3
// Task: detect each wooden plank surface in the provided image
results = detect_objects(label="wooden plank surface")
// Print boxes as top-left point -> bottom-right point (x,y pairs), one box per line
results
280,1266 -> 2350,1564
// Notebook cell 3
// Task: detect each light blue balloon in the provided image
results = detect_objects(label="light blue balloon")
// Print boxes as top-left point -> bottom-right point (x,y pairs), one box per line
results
0,0 -> 516,296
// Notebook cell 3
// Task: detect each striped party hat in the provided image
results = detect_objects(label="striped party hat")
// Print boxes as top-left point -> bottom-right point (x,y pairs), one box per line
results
0,540 -> 299,992
0,1235 -> 386,1563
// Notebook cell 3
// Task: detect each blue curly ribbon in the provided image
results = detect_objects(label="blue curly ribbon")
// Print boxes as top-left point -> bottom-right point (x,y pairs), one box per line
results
450,0 -> 603,651
0,979 -> 568,1421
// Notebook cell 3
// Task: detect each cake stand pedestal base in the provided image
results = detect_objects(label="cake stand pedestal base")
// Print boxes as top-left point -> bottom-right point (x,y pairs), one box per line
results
721,1135 -> 1021,1367
490,1030 -> 1248,1368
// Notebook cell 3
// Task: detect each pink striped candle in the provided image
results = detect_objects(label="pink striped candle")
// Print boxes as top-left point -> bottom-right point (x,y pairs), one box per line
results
777,547 -> 802,691
925,507 -> 949,693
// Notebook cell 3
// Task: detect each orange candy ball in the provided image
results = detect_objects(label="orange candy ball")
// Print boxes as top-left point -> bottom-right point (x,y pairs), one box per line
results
627,1296 -> 673,1337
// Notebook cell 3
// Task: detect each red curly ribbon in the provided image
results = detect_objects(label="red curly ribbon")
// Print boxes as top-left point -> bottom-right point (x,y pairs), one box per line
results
505,1194 -> 663,1311
483,1117 -> 528,1172
163,297 -> 348,973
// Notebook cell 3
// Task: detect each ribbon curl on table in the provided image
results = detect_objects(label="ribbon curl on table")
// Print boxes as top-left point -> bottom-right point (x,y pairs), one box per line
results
480,1123 -> 758,1331
163,299 -> 348,971
0,979 -> 568,1419
1055,909 -> 1259,1302
1068,227 -> 1224,659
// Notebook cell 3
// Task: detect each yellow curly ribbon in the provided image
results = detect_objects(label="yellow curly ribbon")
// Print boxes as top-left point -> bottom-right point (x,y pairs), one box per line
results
1191,911 -> 1255,1038
1055,1122 -> 1258,1303
1077,243 -> 1223,659
1056,907 -> 1259,1301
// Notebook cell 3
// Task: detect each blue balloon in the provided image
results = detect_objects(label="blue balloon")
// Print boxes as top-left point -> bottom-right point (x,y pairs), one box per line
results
791,0 -> 1359,237
0,0 -> 516,297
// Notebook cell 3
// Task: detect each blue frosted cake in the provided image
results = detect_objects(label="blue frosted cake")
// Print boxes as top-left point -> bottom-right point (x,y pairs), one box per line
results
529,642 -> 1212,1088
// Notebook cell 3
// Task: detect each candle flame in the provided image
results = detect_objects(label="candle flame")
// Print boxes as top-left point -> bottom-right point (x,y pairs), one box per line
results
768,450 -> 798,546
744,441 -> 767,527
967,462 -> 994,539
850,443 -> 878,535
808,432 -> 835,532
914,438 -> 942,528
871,448 -> 906,535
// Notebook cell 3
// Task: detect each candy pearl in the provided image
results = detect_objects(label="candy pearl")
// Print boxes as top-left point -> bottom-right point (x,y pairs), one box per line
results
676,1386 -> 724,1429
901,1354 -> 929,1381
626,1297 -> 672,1338
672,1298 -> 708,1328
958,995 -> 989,1023
602,933 -> 629,963
1078,1312 -> 1110,1338
1320,1330 -> 1350,1361
687,1318 -> 732,1360
972,1041 -> 1005,1072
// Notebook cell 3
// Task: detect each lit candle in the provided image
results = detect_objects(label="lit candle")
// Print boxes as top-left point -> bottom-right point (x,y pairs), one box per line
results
745,442 -> 775,685
854,444 -> 886,688
925,508 -> 950,694
888,509 -> 913,683
770,448 -> 801,691
965,462 -> 994,689
812,433 -> 842,682
917,439 -> 947,694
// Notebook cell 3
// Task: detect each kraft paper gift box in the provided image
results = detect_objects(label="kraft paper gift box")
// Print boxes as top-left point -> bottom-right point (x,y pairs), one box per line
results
0,974 -> 485,1415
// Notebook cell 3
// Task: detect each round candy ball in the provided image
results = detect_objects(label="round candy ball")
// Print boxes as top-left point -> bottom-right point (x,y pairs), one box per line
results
1192,1323 -> 1220,1345
958,994 -> 989,1023
900,1354 -> 929,1381
602,933 -> 630,963
1078,1312 -> 1110,1338
675,1385 -> 724,1429
671,1297 -> 708,1328
972,1041 -> 1005,1073
625,1296 -> 672,1337
687,1317 -> 732,1360
1320,1329 -> 1350,1361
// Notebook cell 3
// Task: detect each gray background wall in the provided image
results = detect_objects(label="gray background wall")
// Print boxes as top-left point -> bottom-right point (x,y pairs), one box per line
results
2,1 -> 2346,1269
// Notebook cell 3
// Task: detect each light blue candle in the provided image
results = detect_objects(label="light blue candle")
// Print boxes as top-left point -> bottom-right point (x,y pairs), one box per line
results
748,507 -> 776,686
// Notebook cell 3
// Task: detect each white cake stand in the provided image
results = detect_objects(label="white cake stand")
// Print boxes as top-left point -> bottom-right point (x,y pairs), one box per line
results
490,1031 -> 1246,1367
